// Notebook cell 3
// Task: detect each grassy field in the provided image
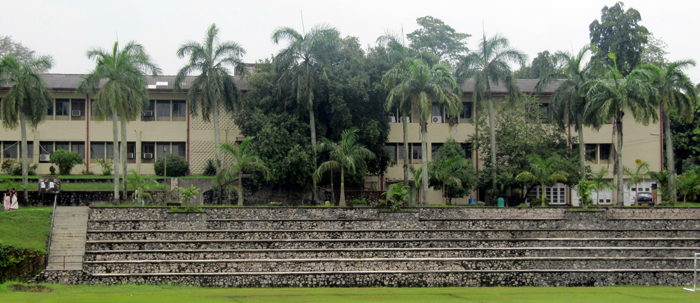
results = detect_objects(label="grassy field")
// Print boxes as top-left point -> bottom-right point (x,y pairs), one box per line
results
0,182 -> 169,191
0,284 -> 698,302
0,207 -> 52,252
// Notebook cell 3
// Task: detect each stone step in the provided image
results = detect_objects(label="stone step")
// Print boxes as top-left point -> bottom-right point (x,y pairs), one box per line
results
83,257 -> 694,274
83,247 -> 700,261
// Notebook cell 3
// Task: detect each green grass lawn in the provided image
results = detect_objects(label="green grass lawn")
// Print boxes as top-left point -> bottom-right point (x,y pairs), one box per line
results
0,284 -> 698,303
0,207 -> 52,253
0,183 -> 169,191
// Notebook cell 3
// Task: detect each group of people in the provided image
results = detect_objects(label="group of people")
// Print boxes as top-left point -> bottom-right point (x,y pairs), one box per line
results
3,188 -> 18,211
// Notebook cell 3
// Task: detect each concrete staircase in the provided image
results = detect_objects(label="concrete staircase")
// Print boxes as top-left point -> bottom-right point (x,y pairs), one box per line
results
47,207 -> 89,270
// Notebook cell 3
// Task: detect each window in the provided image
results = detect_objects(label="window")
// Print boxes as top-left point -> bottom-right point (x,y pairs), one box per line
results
460,102 -> 473,119
156,100 -> 171,121
539,103 -> 549,121
39,142 -> 53,162
20,142 -> 33,159
142,100 -> 155,121
156,142 -> 171,158
385,144 -> 396,163
431,103 -> 443,123
55,99 -> 70,119
46,100 -> 54,118
105,142 -> 114,159
3,142 -> 18,159
599,144 -> 611,163
412,143 -> 422,162
461,143 -> 472,159
431,143 -> 443,160
90,142 -> 105,160
142,142 -> 155,162
127,142 -> 136,162
172,142 -> 186,158
72,142 -> 85,159
398,144 -> 406,160
585,144 -> 597,163
172,100 -> 186,120
71,99 -> 86,120
55,142 -> 70,152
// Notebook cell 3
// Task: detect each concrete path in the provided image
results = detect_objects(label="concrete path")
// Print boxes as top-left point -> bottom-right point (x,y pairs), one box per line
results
47,207 -> 89,270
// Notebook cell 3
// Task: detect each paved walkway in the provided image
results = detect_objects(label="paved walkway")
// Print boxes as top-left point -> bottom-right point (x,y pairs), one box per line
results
47,206 -> 89,270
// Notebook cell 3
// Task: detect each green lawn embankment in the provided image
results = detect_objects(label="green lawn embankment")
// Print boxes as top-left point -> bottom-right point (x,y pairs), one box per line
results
0,207 -> 52,275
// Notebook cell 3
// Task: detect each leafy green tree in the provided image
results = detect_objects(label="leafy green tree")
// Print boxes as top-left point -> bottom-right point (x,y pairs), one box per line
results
641,34 -> 669,67
638,60 -> 698,201
383,182 -> 409,211
409,165 -> 422,207
78,41 -> 160,203
515,155 -> 568,207
536,45 -> 595,180
515,50 -> 563,79
127,169 -> 158,204
676,168 -> 700,205
0,36 -> 38,64
215,137 -> 270,206
49,150 -> 83,175
154,154 -> 189,177
589,1 -> 649,77
175,24 -> 246,173
0,54 -> 53,200
577,179 -> 594,208
428,139 -> 476,205
590,167 -> 614,205
383,58 -> 460,204
313,128 -> 376,207
406,16 -> 470,63
583,54 -> 659,205
455,33 -> 527,197
272,24 -> 340,203
623,161 -> 650,205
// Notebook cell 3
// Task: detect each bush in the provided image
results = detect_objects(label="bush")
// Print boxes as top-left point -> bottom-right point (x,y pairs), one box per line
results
9,163 -> 38,176
203,159 -> 217,176
352,199 -> 367,205
1,159 -> 15,174
97,158 -> 112,175
154,154 -> 189,177
49,150 -> 83,175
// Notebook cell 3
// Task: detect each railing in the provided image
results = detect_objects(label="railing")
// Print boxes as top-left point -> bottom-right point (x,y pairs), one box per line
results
46,195 -> 58,256
47,255 -> 83,270
685,252 -> 700,292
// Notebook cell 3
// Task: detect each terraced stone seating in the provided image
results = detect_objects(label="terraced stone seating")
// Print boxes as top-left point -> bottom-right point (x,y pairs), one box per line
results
56,207 -> 700,287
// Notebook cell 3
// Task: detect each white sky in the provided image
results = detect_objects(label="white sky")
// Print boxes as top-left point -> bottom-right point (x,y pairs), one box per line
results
3,0 -> 699,83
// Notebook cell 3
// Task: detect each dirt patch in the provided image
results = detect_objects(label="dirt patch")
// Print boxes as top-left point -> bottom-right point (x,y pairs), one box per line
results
8,284 -> 53,292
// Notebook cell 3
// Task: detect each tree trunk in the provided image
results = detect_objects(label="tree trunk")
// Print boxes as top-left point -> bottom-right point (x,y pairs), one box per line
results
330,166 -> 335,204
577,114 -> 586,180
20,113 -> 28,202
237,171 -> 243,206
403,115 -> 409,187
487,94 -> 498,201
616,119 -> 624,206
420,122 -> 428,205
541,182 -> 546,207
121,119 -> 128,200
213,105 -> 222,170
339,169 -> 346,207
309,107 -> 318,204
664,109 -> 676,201
112,111 -> 120,203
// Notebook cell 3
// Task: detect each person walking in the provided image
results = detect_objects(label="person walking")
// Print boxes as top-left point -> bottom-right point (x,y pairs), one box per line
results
2,190 -> 10,211
9,188 -> 18,210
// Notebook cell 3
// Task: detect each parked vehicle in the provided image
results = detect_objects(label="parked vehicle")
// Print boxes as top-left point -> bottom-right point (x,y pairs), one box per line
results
636,192 -> 654,206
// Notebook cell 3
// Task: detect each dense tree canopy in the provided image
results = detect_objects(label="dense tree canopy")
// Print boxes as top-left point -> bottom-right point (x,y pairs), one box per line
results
407,16 -> 469,63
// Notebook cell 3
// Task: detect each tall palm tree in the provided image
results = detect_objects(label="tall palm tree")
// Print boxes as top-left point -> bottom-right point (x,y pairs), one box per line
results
175,24 -> 246,171
78,41 -> 160,203
584,54 -> 659,206
272,24 -> 340,203
215,137 -> 269,206
429,156 -> 465,206
623,161 -> 651,205
0,54 -> 53,201
455,33 -> 527,197
313,128 -> 376,207
383,58 -> 460,204
638,60 -> 698,201
536,45 -> 595,180
515,155 -> 568,207
590,167 -> 613,205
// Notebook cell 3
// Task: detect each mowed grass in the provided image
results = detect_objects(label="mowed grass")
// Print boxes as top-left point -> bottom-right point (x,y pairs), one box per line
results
0,284 -> 698,303
0,182 -> 169,191
0,207 -> 52,252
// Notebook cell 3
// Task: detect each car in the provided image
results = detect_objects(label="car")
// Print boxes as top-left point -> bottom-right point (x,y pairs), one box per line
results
636,192 -> 654,206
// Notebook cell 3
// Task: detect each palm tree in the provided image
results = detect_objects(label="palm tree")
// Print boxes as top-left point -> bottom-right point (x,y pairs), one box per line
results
429,156 -> 465,206
638,60 -> 698,201
536,45 -> 595,180
127,169 -> 158,205
215,137 -> 269,206
515,155 -> 568,207
175,24 -> 246,172
590,167 -> 613,205
78,41 -> 160,203
455,33 -> 527,197
383,58 -> 460,205
584,54 -> 659,206
0,54 -> 53,201
623,161 -> 650,205
409,165 -> 422,207
272,24 -> 340,203
313,128 -> 376,207
676,168 -> 700,205
648,170 -> 669,202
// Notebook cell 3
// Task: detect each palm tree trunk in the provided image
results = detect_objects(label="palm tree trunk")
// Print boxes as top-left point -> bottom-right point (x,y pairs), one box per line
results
330,167 -> 335,204
237,171 -> 243,206
541,182 -> 546,207
577,114 -> 586,180
121,119 -> 128,200
339,169 -> 346,207
112,111 -> 120,203
487,95 -> 498,200
213,105 -> 222,170
664,109 -> 676,201
309,106 -> 318,204
596,191 -> 599,206
20,113 -> 28,202
420,123 -> 428,205
616,119 -> 624,206
403,115 -> 409,187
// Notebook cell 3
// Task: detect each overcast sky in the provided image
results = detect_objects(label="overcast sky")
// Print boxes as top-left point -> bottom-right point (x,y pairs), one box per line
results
3,0 -> 699,83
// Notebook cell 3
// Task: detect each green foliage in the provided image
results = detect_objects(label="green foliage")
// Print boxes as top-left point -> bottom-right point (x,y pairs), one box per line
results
216,137 -> 270,206
577,179 -> 594,208
6,162 -> 38,176
352,199 -> 367,205
127,169 -> 158,204
1,159 -> 14,174
514,50 -> 564,79
0,207 -> 52,265
676,167 -> 700,204
203,159 -> 217,176
49,149 -> 83,175
406,16 -> 470,62
428,138 -> 477,204
178,185 -> 200,206
97,158 -> 112,176
382,183 -> 409,211
154,154 -> 189,177
515,155 -> 568,207
169,206 -> 203,213
649,170 -> 670,201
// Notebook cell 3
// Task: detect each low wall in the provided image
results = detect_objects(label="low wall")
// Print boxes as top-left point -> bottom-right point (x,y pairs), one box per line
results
0,250 -> 46,283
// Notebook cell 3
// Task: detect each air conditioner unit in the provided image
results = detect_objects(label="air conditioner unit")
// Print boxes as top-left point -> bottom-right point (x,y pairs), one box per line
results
127,153 -> 135,159
143,153 -> 153,159
388,116 -> 396,123
432,116 -> 442,123
71,110 -> 82,116
39,154 -> 51,162
144,110 -> 154,117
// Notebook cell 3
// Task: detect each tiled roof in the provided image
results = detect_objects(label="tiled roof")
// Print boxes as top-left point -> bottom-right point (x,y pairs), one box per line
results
461,79 -> 564,94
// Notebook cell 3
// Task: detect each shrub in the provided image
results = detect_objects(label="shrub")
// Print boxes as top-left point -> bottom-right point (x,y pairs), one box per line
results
382,183 -> 409,211
577,179 -> 594,209
1,159 -> 15,174
49,150 -> 83,175
154,154 -> 189,177
352,199 -> 367,205
97,158 -> 112,175
9,163 -> 38,176
178,185 -> 200,205
203,159 -> 217,176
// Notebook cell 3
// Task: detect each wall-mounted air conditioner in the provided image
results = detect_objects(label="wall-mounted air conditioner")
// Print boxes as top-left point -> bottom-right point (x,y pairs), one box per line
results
71,110 -> 82,116
127,153 -> 135,159
39,154 -> 51,162
388,116 -> 396,123
144,110 -> 154,117
143,153 -> 153,159
432,116 -> 442,123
